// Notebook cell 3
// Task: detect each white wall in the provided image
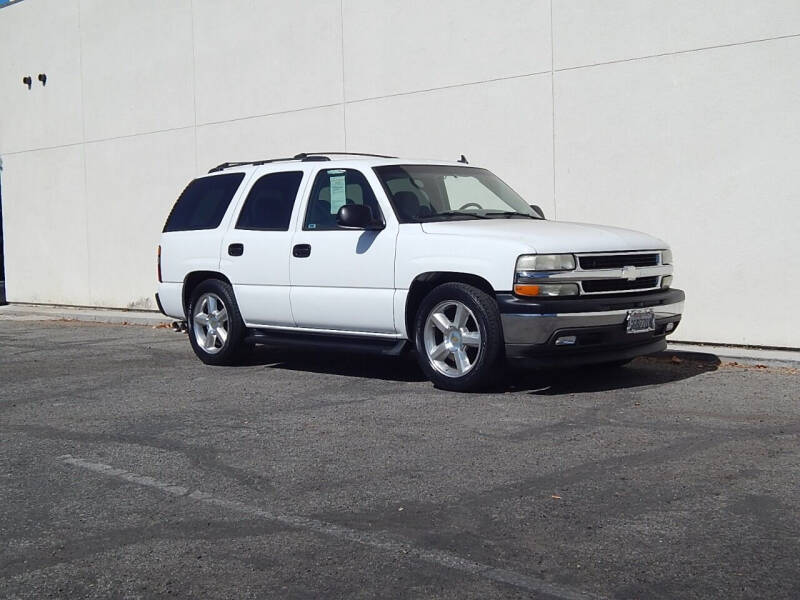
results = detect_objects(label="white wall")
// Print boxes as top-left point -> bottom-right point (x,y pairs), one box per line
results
1,0 -> 798,347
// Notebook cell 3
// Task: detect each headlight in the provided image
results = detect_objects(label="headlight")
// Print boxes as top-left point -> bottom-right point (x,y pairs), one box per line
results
514,283 -> 580,297
661,249 -> 673,265
516,254 -> 576,272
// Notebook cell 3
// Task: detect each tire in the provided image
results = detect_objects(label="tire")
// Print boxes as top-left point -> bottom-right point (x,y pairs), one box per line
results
413,282 -> 503,392
187,279 -> 248,365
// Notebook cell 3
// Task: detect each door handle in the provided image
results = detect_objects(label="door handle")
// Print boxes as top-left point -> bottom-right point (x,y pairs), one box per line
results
292,244 -> 311,258
228,243 -> 244,257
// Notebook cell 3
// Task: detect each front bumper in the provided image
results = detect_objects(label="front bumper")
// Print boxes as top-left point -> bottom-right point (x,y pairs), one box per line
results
499,288 -> 685,367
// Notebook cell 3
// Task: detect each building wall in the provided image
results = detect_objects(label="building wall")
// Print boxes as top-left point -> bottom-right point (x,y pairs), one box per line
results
1,0 -> 798,347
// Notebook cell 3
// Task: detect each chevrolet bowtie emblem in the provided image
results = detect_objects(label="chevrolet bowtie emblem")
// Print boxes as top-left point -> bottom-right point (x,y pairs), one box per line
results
621,265 -> 637,281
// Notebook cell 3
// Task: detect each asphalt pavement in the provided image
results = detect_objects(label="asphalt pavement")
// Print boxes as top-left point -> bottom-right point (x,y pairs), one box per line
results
1,320 -> 798,599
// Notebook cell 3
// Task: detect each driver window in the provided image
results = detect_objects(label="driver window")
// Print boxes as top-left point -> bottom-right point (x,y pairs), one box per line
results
443,175 -> 509,211
304,168 -> 383,231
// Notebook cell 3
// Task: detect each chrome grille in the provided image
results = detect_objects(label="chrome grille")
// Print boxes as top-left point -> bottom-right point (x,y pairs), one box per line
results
514,251 -> 671,297
579,253 -> 659,270
582,276 -> 659,293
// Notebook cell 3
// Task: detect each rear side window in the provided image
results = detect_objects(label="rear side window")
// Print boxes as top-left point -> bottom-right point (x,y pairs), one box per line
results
236,171 -> 303,231
163,173 -> 245,232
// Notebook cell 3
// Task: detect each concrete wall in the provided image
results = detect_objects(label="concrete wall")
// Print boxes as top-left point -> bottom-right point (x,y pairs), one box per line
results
1,0 -> 798,347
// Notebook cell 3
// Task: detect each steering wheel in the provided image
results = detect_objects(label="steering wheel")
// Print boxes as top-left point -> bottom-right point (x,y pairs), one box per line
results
457,202 -> 482,210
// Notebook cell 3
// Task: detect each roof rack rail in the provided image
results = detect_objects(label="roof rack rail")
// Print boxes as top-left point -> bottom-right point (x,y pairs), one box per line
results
293,152 -> 396,159
208,156 -> 299,173
208,161 -> 252,173
207,152 -> 395,173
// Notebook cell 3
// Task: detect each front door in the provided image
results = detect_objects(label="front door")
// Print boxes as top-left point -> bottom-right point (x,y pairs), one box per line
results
220,168 -> 308,327
290,167 -> 397,334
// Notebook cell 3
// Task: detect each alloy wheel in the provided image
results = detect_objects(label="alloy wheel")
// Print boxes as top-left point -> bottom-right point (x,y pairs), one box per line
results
423,300 -> 482,377
192,292 -> 229,354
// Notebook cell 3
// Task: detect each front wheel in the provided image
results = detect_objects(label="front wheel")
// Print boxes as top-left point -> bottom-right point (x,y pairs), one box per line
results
414,283 -> 504,392
187,279 -> 247,365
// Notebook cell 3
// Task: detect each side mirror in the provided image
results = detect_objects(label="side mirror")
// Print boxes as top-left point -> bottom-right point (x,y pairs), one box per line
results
529,204 -> 545,219
336,204 -> 383,230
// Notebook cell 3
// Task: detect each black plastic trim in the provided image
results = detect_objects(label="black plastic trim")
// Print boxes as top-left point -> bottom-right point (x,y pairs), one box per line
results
505,339 -> 667,369
497,288 -> 685,315
154,293 -> 166,316
244,329 -> 408,356
292,244 -> 311,258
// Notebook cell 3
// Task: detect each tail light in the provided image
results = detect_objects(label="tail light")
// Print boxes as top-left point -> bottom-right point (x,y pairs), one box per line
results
157,245 -> 162,283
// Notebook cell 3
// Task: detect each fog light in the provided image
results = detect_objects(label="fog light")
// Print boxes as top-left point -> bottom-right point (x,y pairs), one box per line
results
555,335 -> 577,346
666,322 -> 675,332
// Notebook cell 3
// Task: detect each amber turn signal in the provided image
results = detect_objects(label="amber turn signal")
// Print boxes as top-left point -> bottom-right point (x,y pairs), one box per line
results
513,283 -> 579,297
514,284 -> 541,296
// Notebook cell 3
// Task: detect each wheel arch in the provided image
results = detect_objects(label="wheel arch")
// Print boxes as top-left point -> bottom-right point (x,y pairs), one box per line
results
182,271 -> 233,314
404,272 -> 495,339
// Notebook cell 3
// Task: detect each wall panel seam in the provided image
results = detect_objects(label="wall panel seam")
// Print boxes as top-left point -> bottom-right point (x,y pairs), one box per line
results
550,0 -> 557,220
77,0 -> 92,302
555,31 -> 800,73
189,0 -> 199,175
4,73 -> 555,158
340,0 -> 348,151
345,71 -> 552,106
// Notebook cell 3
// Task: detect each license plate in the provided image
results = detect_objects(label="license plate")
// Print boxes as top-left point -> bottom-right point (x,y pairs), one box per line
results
626,308 -> 656,334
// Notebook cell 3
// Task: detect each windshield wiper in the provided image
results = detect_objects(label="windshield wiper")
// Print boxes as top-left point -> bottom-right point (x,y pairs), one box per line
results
483,211 -> 541,219
431,210 -> 490,219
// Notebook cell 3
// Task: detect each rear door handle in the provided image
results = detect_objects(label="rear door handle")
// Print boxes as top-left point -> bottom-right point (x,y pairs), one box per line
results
292,244 -> 311,258
228,243 -> 244,257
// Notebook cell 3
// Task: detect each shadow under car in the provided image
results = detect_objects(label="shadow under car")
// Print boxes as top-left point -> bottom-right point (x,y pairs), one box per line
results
229,345 -> 720,394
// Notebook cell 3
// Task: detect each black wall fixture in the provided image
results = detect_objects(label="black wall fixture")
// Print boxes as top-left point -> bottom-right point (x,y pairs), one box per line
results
22,75 -> 32,89
38,73 -> 47,86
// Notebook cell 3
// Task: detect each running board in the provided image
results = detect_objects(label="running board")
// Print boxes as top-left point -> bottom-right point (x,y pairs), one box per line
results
244,329 -> 409,356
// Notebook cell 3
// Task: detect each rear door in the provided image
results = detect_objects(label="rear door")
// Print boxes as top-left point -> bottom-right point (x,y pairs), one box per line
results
289,166 -> 398,334
220,167 -> 309,326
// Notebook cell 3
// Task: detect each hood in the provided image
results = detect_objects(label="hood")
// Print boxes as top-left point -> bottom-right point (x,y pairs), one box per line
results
420,219 -> 667,254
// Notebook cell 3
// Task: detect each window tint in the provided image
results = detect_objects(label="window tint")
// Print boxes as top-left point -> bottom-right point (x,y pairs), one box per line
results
384,176 -> 436,221
163,173 -> 244,232
304,168 -> 382,230
236,171 -> 303,231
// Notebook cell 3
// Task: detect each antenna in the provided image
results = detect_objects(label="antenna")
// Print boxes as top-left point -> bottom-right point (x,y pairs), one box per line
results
458,154 -> 468,164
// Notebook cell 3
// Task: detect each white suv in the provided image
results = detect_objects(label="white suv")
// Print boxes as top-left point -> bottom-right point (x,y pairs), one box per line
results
156,152 -> 684,391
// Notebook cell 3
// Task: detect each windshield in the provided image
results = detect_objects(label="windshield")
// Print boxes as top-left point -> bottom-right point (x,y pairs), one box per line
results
373,165 -> 539,223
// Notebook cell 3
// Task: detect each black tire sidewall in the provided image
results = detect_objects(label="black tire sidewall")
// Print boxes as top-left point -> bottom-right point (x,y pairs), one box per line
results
414,283 -> 503,392
187,279 -> 246,365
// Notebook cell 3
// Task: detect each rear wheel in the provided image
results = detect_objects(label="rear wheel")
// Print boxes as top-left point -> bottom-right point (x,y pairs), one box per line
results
187,279 -> 247,365
414,283 -> 503,392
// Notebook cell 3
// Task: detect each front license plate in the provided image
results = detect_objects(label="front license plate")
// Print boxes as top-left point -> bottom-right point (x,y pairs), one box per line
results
626,308 -> 656,334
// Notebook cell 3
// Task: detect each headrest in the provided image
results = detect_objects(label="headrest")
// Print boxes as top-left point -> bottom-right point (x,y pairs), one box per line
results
393,191 -> 420,219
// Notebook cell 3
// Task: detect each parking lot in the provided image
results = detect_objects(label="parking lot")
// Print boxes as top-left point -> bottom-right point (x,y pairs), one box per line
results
1,319 -> 798,599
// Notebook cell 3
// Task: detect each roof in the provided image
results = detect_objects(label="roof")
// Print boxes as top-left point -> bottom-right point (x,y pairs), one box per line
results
206,152 -> 472,174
